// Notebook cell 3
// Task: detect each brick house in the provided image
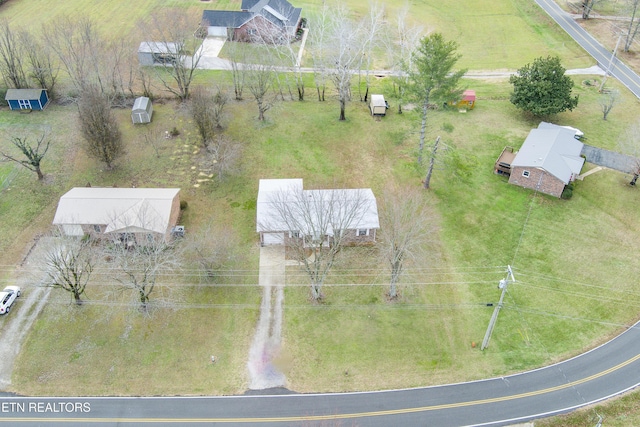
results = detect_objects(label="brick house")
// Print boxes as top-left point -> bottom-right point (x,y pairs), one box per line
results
202,0 -> 302,42
508,126 -> 585,198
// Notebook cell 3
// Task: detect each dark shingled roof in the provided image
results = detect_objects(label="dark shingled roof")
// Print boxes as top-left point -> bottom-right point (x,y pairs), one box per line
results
204,0 -> 301,32
202,10 -> 253,28
241,0 -> 260,10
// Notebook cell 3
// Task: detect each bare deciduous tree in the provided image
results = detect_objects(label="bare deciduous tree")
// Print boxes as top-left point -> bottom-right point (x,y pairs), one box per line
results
77,86 -> 124,170
0,134 -> 50,180
227,42 -> 248,101
205,134 -> 242,180
624,0 -> 640,52
385,5 -> 423,114
137,65 -> 154,99
599,88 -> 620,120
308,3 -> 330,101
357,4 -> 384,103
105,206 -> 182,312
185,222 -> 241,282
582,0 -> 604,19
0,18 -> 28,88
18,31 -> 59,94
189,86 -> 228,146
110,239 -> 180,312
43,235 -> 95,305
246,58 -> 276,121
261,185 -> 376,300
141,127 -> 164,158
378,186 -> 433,299
327,6 -> 364,121
107,39 -> 137,102
143,9 -> 205,101
246,11 -> 306,101
47,16 -> 105,94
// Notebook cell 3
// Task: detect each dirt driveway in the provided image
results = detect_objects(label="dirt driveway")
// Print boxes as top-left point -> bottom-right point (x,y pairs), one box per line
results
0,237 -> 56,390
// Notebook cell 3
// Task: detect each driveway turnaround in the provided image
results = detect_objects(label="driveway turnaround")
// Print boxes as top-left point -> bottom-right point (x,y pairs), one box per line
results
1,322 -> 639,426
535,0 -> 640,99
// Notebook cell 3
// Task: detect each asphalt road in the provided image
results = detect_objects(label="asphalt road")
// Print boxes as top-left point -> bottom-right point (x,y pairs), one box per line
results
0,321 -> 639,426
535,0 -> 640,99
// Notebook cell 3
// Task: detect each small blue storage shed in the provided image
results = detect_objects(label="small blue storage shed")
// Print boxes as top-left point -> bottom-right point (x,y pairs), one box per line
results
5,89 -> 49,111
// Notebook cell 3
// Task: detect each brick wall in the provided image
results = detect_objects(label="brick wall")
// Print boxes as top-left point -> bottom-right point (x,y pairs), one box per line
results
508,167 -> 565,198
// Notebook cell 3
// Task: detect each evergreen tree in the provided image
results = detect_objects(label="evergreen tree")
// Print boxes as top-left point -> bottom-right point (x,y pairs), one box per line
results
509,56 -> 579,117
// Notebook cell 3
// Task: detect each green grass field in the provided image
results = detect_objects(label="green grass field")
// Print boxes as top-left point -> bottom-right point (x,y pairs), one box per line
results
1,2 -> 640,421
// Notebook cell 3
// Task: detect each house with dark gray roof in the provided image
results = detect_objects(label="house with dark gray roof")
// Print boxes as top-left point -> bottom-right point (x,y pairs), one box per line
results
202,0 -> 302,42
508,124 -> 585,198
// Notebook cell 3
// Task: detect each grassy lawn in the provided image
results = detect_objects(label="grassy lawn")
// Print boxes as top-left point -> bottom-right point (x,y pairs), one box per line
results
5,0 -> 590,71
1,0 -> 640,411
2,0 -> 222,39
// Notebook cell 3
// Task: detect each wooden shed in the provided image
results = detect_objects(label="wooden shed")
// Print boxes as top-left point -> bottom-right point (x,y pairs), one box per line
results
132,97 -> 153,124
449,90 -> 475,110
5,89 -> 49,111
369,94 -> 388,116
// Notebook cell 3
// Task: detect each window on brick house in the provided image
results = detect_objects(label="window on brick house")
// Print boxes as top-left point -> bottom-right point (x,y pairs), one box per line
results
522,170 -> 530,178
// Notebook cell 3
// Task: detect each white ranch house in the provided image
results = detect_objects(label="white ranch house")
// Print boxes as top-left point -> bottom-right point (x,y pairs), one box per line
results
256,179 -> 379,246
52,187 -> 181,243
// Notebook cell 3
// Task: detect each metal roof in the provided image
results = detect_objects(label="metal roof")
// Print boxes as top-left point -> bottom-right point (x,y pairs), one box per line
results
511,128 -> 585,184
132,96 -> 151,112
52,188 -> 180,235
138,42 -> 181,54
370,94 -> 386,107
256,179 -> 379,234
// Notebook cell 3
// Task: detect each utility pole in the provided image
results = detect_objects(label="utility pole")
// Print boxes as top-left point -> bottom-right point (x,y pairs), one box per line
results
481,265 -> 515,351
599,33 -> 623,92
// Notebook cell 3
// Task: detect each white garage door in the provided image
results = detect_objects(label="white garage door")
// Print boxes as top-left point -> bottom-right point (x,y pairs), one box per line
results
207,27 -> 227,37
262,232 -> 284,246
62,224 -> 84,236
